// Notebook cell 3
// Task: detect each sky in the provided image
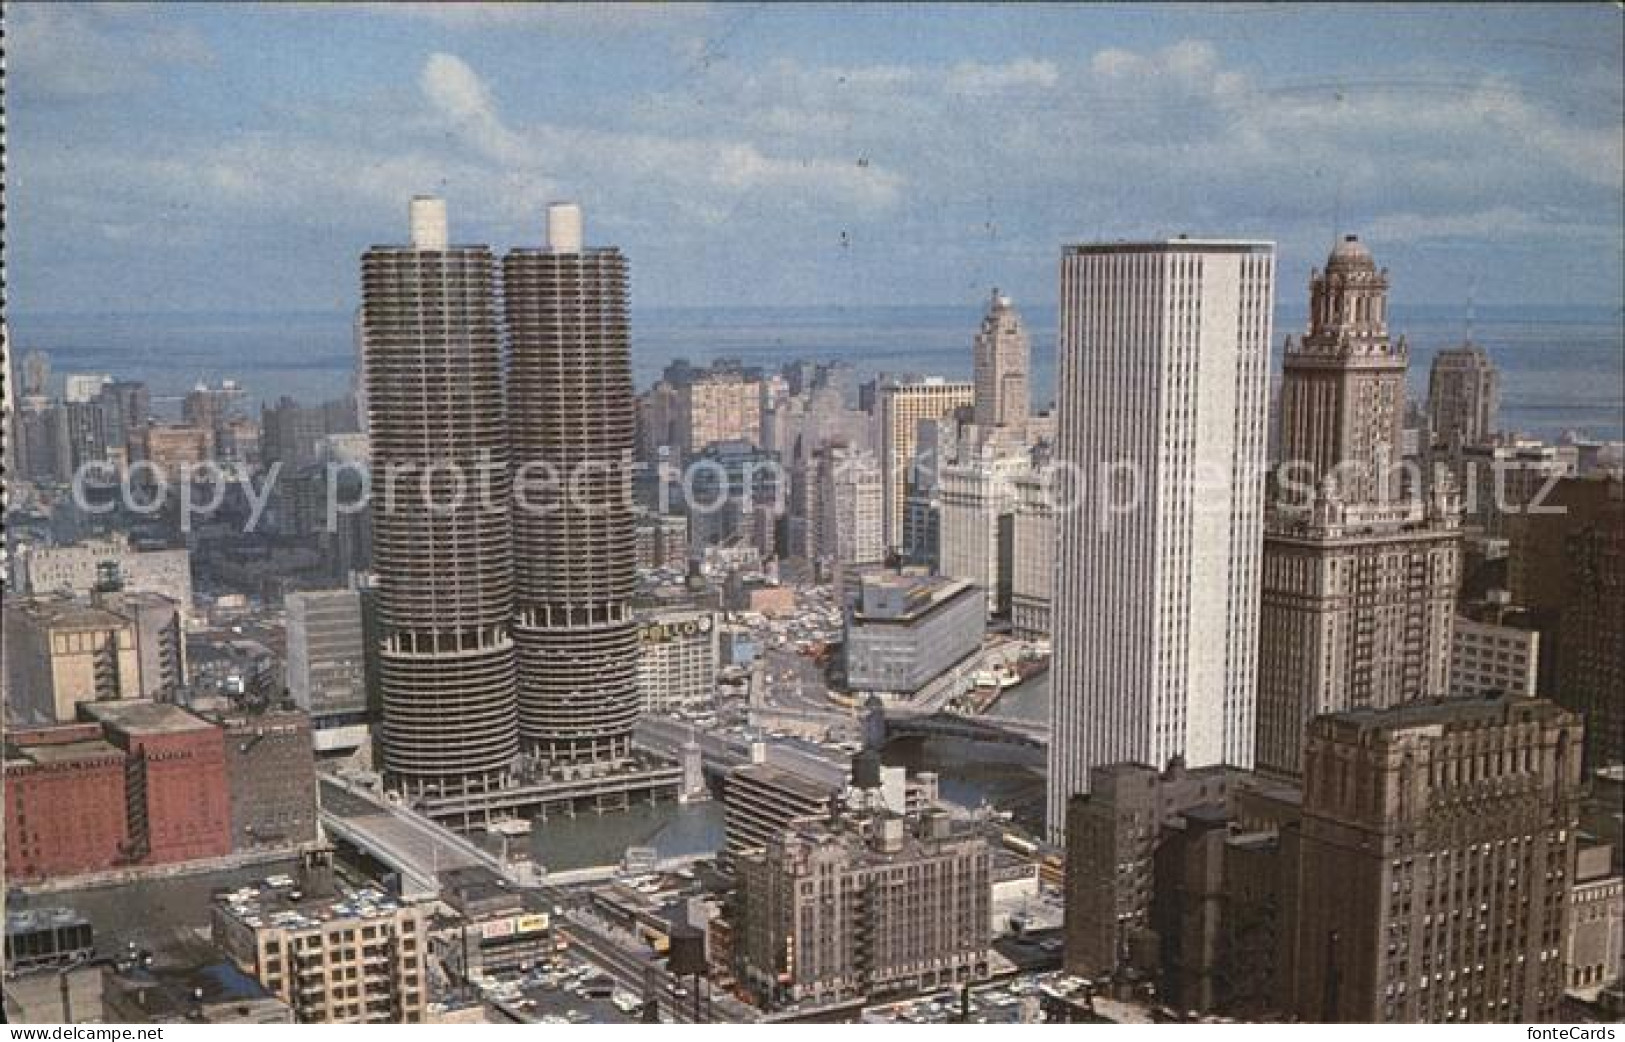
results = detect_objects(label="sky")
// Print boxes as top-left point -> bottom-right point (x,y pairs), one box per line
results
8,2 -> 1624,317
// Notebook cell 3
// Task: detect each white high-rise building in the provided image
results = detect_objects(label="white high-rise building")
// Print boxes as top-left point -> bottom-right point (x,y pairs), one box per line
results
63,373 -> 112,404
1009,465 -> 1055,639
1046,240 -> 1274,841
879,379 -> 973,551
937,454 -> 1026,616
817,445 -> 886,567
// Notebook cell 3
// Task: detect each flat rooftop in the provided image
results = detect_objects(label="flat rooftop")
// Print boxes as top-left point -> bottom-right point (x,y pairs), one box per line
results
79,699 -> 213,736
1065,238 -> 1273,255
731,762 -> 841,802
216,880 -> 407,933
7,737 -> 125,768
1328,691 -> 1568,734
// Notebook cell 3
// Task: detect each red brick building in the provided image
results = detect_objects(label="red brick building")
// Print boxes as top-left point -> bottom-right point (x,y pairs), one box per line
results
4,724 -> 133,879
5,702 -> 234,881
82,701 -> 232,865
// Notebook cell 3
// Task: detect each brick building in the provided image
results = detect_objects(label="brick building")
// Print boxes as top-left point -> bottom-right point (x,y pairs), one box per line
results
4,724 -> 132,879
208,707 -> 320,853
82,701 -> 232,865
4,701 -> 239,881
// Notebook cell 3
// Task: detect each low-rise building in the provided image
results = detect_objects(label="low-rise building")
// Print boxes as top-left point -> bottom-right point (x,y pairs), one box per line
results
635,609 -> 718,714
843,573 -> 983,696
101,934 -> 293,1024
5,700 -> 232,880
212,858 -> 428,1024
13,535 -> 193,619
1450,593 -> 1540,698
433,866 -> 553,978
736,809 -> 991,1009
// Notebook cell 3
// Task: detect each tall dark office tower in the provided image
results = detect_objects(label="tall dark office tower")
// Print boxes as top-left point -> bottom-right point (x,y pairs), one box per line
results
361,197 -> 518,796
1280,694 -> 1582,1023
505,204 -> 641,765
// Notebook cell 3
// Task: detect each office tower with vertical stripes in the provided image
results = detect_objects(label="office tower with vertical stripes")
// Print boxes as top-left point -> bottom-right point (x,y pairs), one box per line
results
504,204 -> 642,765
360,197 -> 518,796
1046,240 -> 1274,842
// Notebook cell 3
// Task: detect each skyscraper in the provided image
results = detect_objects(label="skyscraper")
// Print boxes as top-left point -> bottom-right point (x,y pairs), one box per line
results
878,379 -> 974,551
936,453 -> 1026,616
816,444 -> 886,567
1427,341 -> 1500,450
972,288 -> 1030,433
361,196 -> 517,796
1279,694 -> 1582,1023
1277,235 -> 1407,505
504,204 -> 641,766
1047,239 -> 1274,841
1255,237 -> 1460,781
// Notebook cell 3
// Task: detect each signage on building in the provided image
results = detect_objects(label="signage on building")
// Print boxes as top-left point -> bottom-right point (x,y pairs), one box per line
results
480,913 -> 550,940
640,614 -> 713,645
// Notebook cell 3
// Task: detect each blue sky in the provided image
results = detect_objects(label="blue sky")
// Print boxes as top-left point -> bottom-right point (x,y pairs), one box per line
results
9,2 -> 1623,315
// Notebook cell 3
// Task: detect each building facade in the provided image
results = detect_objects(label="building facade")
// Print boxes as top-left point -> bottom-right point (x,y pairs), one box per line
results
843,574 -> 984,696
936,455 -> 1025,617
1256,237 -> 1460,781
361,196 -> 518,796
735,812 -> 991,1008
1047,240 -> 1274,840
1427,342 -> 1500,451
972,289 -> 1030,434
635,609 -> 718,714
1509,476 -> 1625,767
285,588 -> 372,752
817,445 -> 886,568
4,593 -> 184,724
209,708 -> 320,853
1256,501 -> 1459,779
678,370 -> 763,460
1454,439 -> 1573,539
1449,600 -> 1540,699
1063,761 -> 1238,979
213,878 -> 428,1024
1009,466 -> 1055,639
1279,695 -> 1583,1023
722,761 -> 840,869
504,203 -> 641,766
879,380 -> 973,551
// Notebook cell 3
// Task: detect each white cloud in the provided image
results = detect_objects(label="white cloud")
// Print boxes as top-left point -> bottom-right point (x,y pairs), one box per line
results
420,52 -> 530,164
10,25 -> 1620,311
1365,206 -> 1612,245
377,2 -> 711,32
10,4 -> 213,100
945,59 -> 1060,94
